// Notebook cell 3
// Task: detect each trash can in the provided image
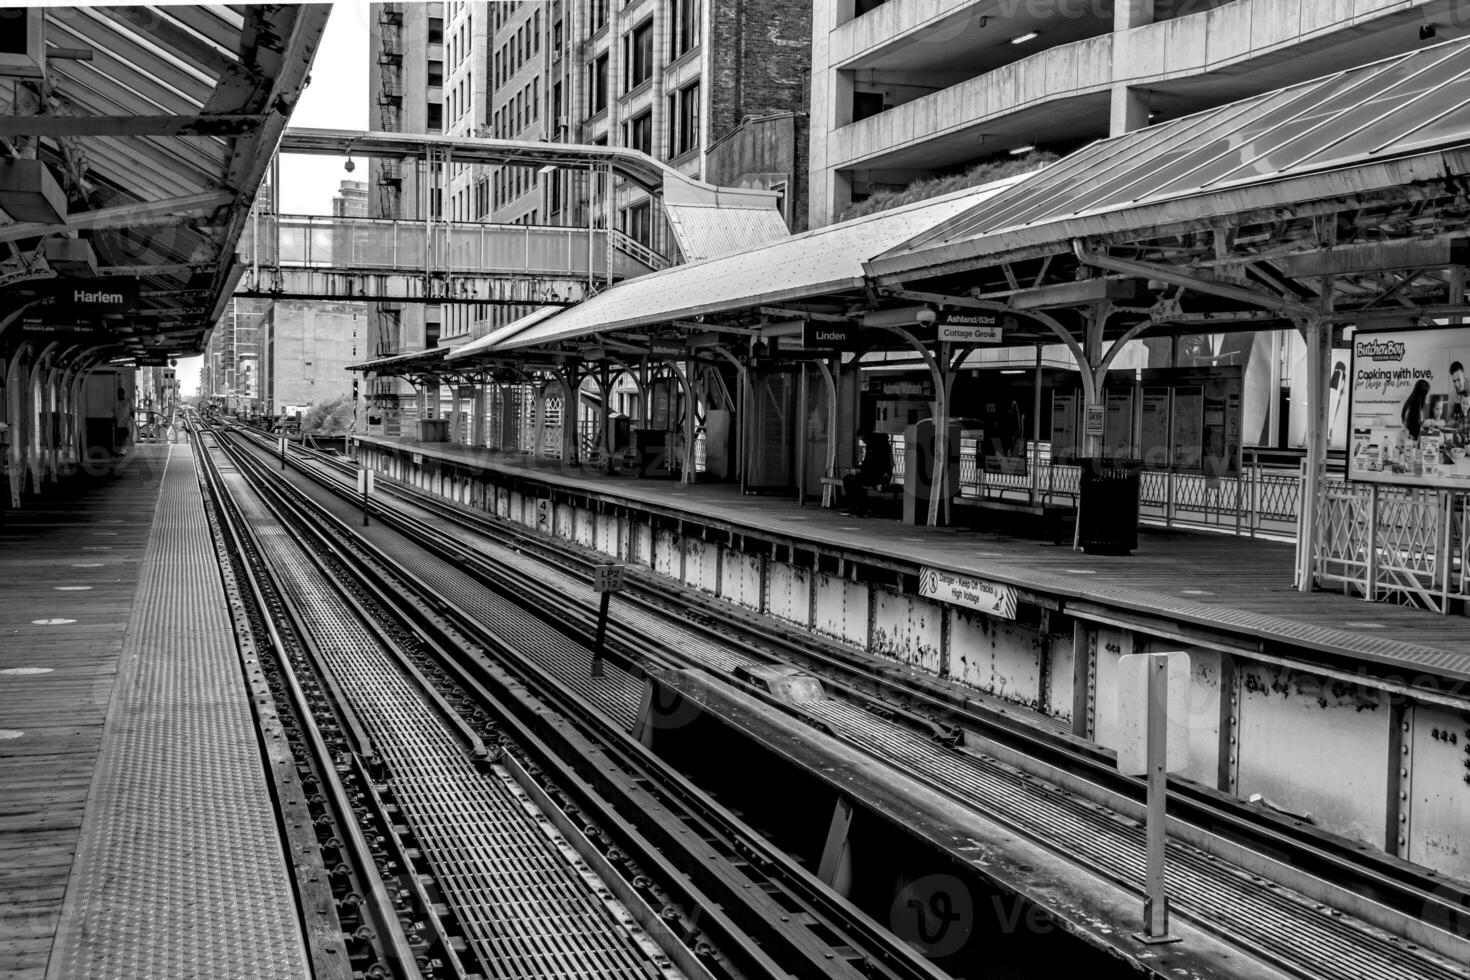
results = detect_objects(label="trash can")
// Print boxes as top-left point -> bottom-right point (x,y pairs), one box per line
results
1076,457 -> 1142,555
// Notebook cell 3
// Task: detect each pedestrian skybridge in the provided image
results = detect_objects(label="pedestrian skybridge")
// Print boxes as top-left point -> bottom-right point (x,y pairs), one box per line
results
236,212 -> 664,306
234,128 -> 793,306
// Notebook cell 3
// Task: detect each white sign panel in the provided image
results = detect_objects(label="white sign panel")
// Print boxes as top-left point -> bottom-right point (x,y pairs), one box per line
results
356,468 -> 375,495
1084,404 -> 1105,438
1349,327 -> 1470,488
939,324 -> 1003,344
919,566 -> 1016,620
593,563 -> 625,593
1113,651 -> 1191,776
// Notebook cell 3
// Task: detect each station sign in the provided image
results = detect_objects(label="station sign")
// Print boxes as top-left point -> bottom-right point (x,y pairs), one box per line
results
802,321 -> 859,351
649,339 -> 689,358
936,310 -> 1003,344
50,278 -> 139,315
919,566 -> 1017,620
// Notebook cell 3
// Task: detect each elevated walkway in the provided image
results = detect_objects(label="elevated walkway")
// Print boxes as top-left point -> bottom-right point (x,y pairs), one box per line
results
237,213 -> 661,305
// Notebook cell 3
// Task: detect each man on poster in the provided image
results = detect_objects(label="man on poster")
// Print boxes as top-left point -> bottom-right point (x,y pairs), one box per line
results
1450,360 -> 1470,446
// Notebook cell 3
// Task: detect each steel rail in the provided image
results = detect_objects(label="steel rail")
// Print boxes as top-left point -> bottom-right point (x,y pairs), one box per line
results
192,422 -> 443,979
209,424 -> 694,980
217,422 -> 954,980
257,429 -> 1469,963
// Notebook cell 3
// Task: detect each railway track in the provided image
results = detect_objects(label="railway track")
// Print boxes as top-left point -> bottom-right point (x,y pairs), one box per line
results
198,416 -> 953,980
222,422 -> 1470,978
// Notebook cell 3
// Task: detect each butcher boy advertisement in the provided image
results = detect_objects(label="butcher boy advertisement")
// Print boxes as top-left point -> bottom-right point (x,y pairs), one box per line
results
1349,327 -> 1470,489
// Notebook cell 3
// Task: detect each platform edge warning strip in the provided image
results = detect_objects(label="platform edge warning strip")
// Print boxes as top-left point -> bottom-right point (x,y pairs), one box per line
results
45,446 -> 309,980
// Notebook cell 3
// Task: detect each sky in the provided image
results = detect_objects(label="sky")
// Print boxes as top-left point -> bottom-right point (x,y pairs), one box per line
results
178,3 -> 370,394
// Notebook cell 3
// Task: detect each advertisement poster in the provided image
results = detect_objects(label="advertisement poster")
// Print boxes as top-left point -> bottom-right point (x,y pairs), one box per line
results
1104,387 -> 1134,458
1172,386 -> 1204,469
1348,327 -> 1470,488
1286,336 -> 1353,451
1051,391 -> 1077,462
978,393 -> 1028,477
1140,388 -> 1170,468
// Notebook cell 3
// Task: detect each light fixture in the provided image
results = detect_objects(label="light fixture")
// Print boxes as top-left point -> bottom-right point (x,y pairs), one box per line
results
537,163 -> 557,176
1000,369 -> 1025,375
1010,30 -> 1040,44
1008,144 -> 1036,155
344,154 -> 356,173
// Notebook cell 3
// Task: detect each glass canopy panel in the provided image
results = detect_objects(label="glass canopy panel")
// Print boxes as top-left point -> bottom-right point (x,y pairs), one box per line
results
1325,73 -> 1470,159
1378,81 -> 1470,157
979,116 -> 1207,228
1204,49 -> 1470,187
1124,67 -> 1394,203
1043,96 -> 1275,220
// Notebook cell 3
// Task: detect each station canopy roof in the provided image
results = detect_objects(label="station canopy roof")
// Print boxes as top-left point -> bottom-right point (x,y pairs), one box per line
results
867,35 -> 1470,335
0,5 -> 329,362
467,173 -> 1029,358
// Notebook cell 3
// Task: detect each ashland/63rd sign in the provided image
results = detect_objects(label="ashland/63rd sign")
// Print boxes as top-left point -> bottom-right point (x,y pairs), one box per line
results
918,566 -> 1017,619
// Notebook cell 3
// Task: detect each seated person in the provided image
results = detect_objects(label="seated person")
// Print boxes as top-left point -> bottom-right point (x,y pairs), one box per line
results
842,431 -> 893,516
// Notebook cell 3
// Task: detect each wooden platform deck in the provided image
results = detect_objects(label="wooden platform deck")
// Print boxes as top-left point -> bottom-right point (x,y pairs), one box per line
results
358,435 -> 1470,683
0,448 -> 165,979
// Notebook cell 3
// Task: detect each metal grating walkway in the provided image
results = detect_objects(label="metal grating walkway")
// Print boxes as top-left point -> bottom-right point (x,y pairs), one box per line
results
47,446 -> 309,980
225,470 -> 680,980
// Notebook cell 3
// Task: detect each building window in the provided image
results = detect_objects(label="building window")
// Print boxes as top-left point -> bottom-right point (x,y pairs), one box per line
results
672,0 -> 699,58
590,53 -> 609,113
428,16 -> 443,46
625,110 -> 652,155
623,201 -> 651,246
590,0 -> 608,32
674,81 -> 699,156
553,20 -> 563,58
428,61 -> 443,88
625,20 -> 653,90
428,103 -> 443,130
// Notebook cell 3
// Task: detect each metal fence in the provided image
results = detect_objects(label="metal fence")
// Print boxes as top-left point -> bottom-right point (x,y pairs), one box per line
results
886,438 -> 1306,538
1315,475 -> 1469,611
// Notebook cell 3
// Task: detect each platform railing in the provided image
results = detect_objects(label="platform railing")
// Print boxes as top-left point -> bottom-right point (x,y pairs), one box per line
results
1315,479 -> 1468,611
925,440 -> 1306,538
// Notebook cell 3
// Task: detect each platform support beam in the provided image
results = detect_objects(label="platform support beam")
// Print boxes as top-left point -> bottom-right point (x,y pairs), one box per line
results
1385,700 -> 1413,857
1071,621 -> 1094,738
1297,314 -> 1327,592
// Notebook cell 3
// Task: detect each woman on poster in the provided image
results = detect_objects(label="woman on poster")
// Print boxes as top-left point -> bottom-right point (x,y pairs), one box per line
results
1401,379 -> 1431,441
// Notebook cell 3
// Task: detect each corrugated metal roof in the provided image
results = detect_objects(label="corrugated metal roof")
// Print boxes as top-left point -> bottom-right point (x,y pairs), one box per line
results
664,202 -> 792,261
491,174 -> 1029,352
445,306 -> 560,360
